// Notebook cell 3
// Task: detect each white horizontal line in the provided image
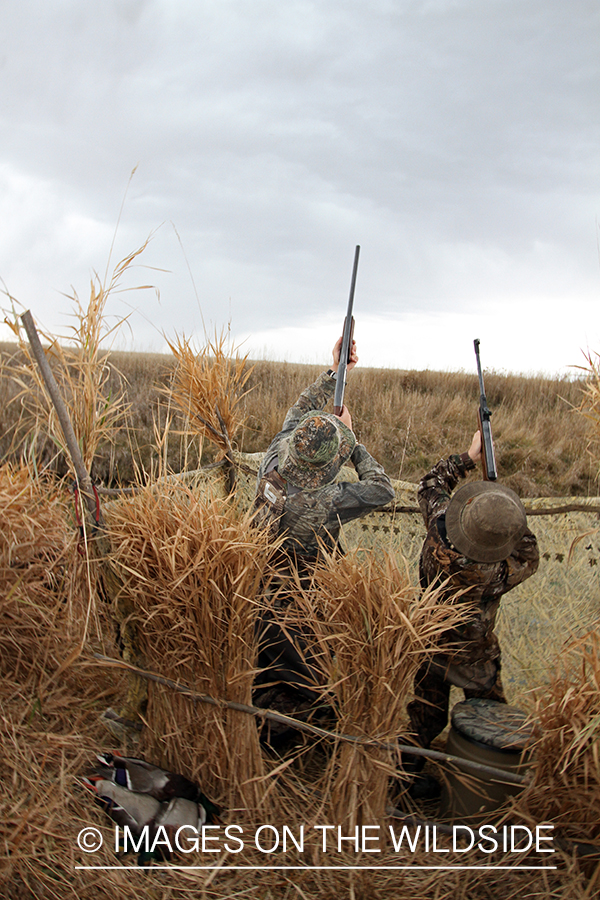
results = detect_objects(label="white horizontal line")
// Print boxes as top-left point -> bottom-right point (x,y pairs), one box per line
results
75,865 -> 558,871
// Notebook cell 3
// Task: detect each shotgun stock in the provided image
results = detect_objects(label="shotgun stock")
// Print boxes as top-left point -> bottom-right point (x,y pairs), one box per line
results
333,245 -> 360,416
474,338 -> 497,481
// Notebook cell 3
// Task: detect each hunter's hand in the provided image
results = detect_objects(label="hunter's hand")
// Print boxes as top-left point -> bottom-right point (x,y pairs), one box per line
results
332,336 -> 358,373
334,405 -> 353,431
468,430 -> 482,463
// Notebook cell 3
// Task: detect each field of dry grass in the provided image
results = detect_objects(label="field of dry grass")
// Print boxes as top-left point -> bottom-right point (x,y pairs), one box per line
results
1,289 -> 599,899
1,341 -> 595,498
1,459 -> 597,899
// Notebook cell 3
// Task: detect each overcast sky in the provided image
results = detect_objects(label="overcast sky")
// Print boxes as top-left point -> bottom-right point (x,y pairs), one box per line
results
0,0 -> 598,375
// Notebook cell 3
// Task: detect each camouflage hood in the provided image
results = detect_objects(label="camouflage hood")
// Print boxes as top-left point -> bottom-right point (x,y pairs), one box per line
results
278,411 -> 356,490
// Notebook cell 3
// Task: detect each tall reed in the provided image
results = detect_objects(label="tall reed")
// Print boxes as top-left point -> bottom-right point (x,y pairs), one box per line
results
2,245 -> 144,474
515,630 -> 600,844
167,330 -> 254,449
0,462 -> 72,680
272,547 -> 468,837
104,483 -> 280,817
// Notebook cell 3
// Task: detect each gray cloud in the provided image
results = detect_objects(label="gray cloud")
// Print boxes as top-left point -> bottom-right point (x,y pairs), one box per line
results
0,0 -> 598,372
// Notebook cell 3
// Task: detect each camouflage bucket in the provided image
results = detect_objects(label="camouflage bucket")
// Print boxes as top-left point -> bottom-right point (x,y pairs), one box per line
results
450,698 -> 533,752
278,412 -> 356,489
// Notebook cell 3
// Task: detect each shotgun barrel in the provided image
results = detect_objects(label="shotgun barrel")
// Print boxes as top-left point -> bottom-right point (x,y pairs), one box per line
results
333,245 -> 360,416
474,338 -> 497,481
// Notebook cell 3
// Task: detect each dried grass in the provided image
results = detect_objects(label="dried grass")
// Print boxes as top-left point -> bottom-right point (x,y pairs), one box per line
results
272,549 -> 469,835
2,245 -> 142,474
104,483 -> 279,817
576,350 -> 600,452
0,455 -> 594,898
514,630 -> 600,845
167,329 -> 254,458
0,462 -> 73,678
1,343 -> 592,495
1,268 -> 598,896
0,459 -> 130,897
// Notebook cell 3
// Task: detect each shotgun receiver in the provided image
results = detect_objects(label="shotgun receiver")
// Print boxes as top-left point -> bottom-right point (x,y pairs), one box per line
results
333,245 -> 360,416
474,339 -> 497,481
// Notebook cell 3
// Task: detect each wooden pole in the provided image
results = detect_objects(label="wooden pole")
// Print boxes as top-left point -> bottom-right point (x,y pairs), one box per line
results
90,652 -> 529,787
20,309 -> 104,528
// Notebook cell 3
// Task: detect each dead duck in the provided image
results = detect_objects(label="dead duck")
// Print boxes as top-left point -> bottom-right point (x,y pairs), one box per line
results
83,776 -> 207,829
82,753 -> 221,864
82,776 -> 162,833
94,752 -> 220,818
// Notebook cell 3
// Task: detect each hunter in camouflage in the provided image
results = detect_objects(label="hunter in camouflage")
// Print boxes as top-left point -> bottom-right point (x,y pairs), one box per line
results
407,430 -> 539,758
254,368 -> 393,559
253,338 -> 395,745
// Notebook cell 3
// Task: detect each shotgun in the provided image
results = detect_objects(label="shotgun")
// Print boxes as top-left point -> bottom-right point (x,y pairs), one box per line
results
474,338 -> 497,481
333,245 -> 360,416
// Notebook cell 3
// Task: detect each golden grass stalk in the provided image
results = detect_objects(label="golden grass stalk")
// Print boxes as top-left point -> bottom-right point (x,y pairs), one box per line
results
1,247 -> 155,667
0,457 -> 116,687
271,548 -> 470,837
104,482 -> 280,817
166,329 -> 254,459
2,243 -> 150,475
0,460 -> 130,895
514,629 -> 600,844
576,349 -> 600,435
0,462 -> 72,676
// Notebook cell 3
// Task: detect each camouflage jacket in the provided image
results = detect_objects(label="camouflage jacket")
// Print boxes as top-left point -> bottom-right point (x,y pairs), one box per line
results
417,455 -> 539,690
255,371 -> 395,559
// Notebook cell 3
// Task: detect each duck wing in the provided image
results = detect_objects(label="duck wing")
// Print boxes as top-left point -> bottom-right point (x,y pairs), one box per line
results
95,752 -> 198,801
155,797 -> 206,830
82,777 -> 161,834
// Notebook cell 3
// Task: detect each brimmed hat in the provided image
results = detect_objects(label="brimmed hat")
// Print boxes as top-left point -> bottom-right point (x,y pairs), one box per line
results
445,481 -> 527,563
278,411 -> 356,490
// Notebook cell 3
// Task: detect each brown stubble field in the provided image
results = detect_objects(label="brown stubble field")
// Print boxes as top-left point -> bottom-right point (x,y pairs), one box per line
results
0,341 -> 595,497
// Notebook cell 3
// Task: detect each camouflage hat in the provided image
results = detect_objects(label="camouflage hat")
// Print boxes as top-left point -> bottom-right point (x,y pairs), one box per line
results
278,411 -> 356,490
445,481 -> 527,563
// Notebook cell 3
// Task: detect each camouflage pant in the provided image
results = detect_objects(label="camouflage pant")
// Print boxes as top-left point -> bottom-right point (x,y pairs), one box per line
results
254,608 -> 326,699
252,683 -> 336,750
253,604 -> 335,749
406,657 -> 506,768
